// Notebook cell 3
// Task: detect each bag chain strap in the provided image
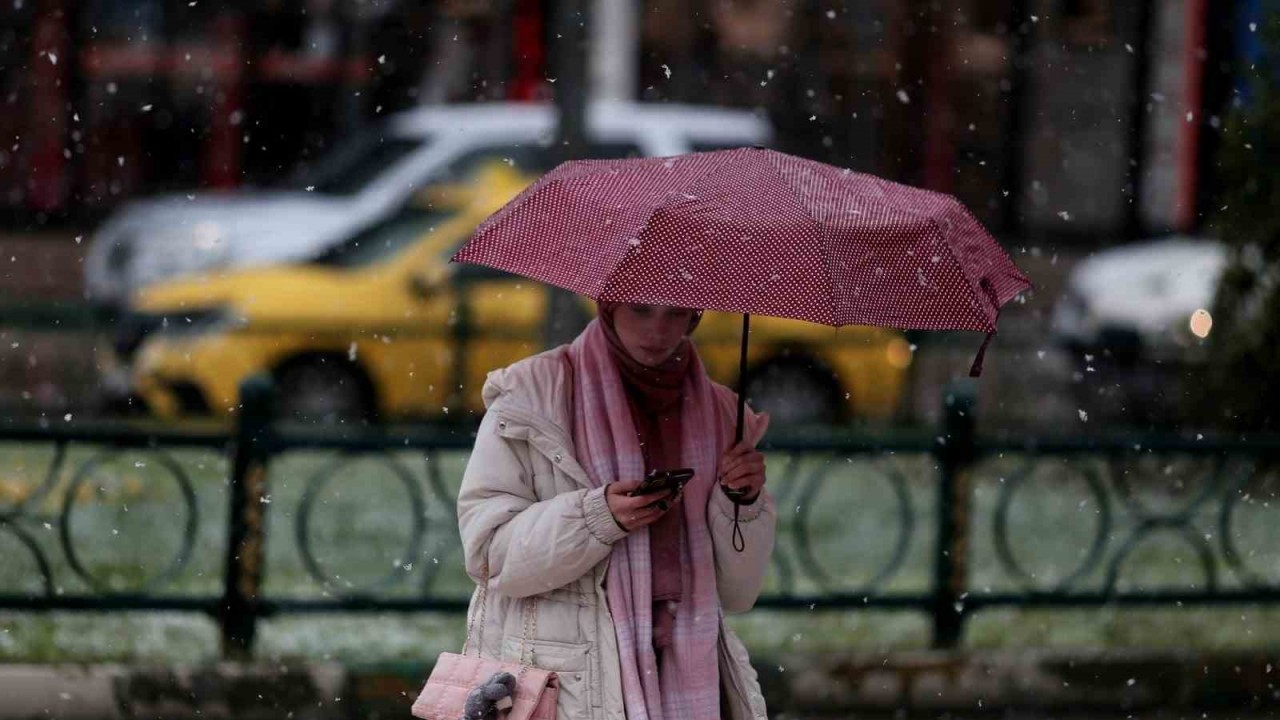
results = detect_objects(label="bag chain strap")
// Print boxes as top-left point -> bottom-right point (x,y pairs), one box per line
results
462,564 -> 489,657
462,561 -> 540,673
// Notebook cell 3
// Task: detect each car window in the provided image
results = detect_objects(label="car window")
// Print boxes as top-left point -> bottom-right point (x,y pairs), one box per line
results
690,141 -> 759,153
433,141 -> 644,183
286,132 -> 424,196
590,142 -> 645,159
435,144 -> 557,183
311,207 -> 444,267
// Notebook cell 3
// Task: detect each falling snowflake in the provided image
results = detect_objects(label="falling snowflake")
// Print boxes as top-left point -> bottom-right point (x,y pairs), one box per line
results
1078,409 -> 1089,423
896,89 -> 910,104
348,342 -> 358,361
661,64 -> 671,79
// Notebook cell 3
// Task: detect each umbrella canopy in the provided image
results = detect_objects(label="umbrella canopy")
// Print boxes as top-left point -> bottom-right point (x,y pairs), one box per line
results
453,146 -> 1031,352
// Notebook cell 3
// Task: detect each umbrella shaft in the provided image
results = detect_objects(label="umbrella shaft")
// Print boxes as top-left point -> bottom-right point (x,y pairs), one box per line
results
734,313 -> 750,446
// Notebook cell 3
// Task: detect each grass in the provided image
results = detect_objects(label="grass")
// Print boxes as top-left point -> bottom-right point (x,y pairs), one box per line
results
1,441 -> 1279,664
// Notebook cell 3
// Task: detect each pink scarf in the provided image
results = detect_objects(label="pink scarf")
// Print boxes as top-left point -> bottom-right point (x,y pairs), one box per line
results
568,318 -> 726,719
595,302 -> 701,652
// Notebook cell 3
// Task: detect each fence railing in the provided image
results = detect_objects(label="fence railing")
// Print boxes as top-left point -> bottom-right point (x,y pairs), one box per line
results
1,376 -> 1278,658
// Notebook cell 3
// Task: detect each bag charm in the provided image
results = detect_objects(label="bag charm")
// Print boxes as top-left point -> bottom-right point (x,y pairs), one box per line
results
463,671 -> 516,719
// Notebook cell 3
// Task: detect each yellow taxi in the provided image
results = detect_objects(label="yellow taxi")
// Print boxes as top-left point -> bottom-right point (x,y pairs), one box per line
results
109,161 -> 911,426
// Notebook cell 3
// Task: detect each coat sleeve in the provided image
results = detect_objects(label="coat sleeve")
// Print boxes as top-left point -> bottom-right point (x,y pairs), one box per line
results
457,410 -> 628,598
709,485 -> 776,613
707,389 -> 776,614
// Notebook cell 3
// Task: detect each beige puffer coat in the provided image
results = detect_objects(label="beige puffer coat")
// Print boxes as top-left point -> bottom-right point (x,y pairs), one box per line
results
456,346 -> 776,720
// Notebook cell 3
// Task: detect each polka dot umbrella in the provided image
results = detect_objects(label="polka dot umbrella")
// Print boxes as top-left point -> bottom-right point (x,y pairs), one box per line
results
451,146 -> 1032,537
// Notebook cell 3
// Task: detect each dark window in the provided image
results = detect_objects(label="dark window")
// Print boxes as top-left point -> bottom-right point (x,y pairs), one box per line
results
432,141 -> 645,184
690,141 -> 760,153
311,207 -> 444,267
285,133 -> 424,195
590,142 -> 646,159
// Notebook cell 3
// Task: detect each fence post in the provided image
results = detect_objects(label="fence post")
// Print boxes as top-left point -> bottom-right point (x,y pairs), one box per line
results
219,375 -> 276,659
933,381 -> 976,649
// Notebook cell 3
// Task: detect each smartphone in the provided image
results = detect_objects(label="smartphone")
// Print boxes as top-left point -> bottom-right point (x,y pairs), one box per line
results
628,467 -> 694,498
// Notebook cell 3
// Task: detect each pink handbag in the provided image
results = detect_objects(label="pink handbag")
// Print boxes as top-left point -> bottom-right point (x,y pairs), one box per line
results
411,571 -> 559,720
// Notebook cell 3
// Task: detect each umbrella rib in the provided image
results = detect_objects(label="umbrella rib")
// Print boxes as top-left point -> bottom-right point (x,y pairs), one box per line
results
758,152 -> 836,325
823,178 -> 999,331
593,153 -> 738,301
589,199 -> 667,300
928,213 -> 996,333
815,172 -> 995,331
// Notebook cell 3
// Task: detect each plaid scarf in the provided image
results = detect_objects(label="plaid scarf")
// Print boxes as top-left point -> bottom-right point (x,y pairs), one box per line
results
568,318 -> 725,719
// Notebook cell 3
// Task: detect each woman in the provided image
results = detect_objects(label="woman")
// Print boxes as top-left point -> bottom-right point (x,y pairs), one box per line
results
456,301 -> 776,720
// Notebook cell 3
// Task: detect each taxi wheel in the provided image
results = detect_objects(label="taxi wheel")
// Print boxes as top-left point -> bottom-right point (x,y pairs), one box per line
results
276,357 -> 376,425
744,357 -> 844,427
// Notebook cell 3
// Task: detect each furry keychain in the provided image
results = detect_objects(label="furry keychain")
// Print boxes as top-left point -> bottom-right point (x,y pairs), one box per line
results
462,671 -> 517,719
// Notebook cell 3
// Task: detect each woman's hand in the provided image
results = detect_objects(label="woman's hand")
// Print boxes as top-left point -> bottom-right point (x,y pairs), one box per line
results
605,478 -> 680,532
718,442 -> 766,503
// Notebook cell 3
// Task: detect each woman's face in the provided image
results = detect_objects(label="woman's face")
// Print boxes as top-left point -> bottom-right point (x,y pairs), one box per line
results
611,304 -> 697,367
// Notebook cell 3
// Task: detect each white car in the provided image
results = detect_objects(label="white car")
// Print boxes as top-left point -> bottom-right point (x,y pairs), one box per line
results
84,101 -> 772,306
1051,236 -> 1228,362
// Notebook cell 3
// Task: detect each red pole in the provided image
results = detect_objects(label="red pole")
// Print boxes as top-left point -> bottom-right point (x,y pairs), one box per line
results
919,0 -> 955,193
1176,0 -> 1208,232
509,0 -> 546,101
27,0 -> 70,213
202,14 -> 245,189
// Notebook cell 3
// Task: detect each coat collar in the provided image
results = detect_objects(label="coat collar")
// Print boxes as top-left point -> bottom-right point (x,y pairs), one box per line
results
483,346 -> 595,489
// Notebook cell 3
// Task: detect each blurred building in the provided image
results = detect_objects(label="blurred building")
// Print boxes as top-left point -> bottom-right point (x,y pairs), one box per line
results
0,0 -> 1255,242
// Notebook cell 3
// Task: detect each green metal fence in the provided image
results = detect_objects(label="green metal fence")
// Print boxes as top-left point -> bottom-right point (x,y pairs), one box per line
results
1,376 -> 1278,658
